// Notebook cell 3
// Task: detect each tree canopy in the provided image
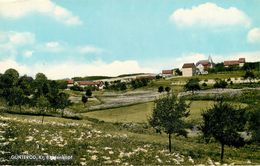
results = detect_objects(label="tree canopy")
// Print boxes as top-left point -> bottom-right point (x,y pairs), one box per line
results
149,93 -> 190,152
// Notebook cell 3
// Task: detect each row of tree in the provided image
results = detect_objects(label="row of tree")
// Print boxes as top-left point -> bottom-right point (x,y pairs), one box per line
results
149,93 -> 258,162
0,69 -> 71,123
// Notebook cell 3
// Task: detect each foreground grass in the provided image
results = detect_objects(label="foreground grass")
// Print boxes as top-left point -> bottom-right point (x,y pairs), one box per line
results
0,113 -> 259,165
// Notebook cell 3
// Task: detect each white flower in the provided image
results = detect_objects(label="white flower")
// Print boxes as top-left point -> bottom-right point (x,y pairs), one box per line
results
25,136 -> 34,142
188,156 -> 194,164
108,151 -> 114,154
80,161 -> 87,165
104,147 -> 112,150
102,156 -> 111,160
91,155 -> 98,161
157,158 -> 162,163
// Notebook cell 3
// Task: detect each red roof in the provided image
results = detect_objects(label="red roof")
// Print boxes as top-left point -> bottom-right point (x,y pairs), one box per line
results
224,58 -> 245,66
66,80 -> 74,84
77,81 -> 103,86
182,63 -> 195,68
162,70 -> 173,74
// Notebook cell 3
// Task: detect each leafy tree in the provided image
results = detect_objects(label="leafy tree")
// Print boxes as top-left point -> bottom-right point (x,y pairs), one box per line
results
85,89 -> 92,97
244,70 -> 255,83
165,86 -> 171,93
3,87 -> 27,112
175,68 -> 182,76
155,75 -> 162,79
214,79 -> 228,89
57,92 -> 71,117
119,82 -> 127,91
81,95 -> 88,106
56,80 -> 68,89
4,68 -> 19,86
158,86 -> 164,93
201,100 -> 247,162
184,78 -> 201,93
149,93 -> 190,152
18,75 -> 33,96
36,96 -> 50,124
248,108 -> 260,143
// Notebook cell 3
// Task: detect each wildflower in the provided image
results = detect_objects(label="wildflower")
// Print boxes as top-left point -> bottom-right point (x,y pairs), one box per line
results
102,156 -> 111,160
104,147 -> 112,150
91,155 -> 98,161
108,151 -> 114,154
188,156 -> 194,164
25,136 -> 34,142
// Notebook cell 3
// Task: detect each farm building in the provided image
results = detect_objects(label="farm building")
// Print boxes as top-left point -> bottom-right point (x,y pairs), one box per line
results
224,58 -> 245,67
182,63 -> 196,77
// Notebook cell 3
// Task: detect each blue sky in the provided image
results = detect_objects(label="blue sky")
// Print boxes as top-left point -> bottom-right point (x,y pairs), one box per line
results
0,0 -> 260,79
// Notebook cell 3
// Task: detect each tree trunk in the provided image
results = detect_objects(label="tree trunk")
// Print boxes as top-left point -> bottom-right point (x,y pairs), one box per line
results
61,109 -> 64,117
19,105 -> 22,113
168,134 -> 172,153
42,114 -> 45,124
221,143 -> 224,162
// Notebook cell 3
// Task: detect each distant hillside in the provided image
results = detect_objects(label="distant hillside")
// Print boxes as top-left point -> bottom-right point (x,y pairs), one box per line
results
117,73 -> 147,77
72,76 -> 114,81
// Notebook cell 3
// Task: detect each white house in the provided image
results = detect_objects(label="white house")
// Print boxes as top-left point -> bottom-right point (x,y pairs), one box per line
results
182,63 -> 196,77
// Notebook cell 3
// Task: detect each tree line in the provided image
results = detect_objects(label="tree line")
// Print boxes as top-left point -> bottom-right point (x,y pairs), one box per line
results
0,68 -> 71,123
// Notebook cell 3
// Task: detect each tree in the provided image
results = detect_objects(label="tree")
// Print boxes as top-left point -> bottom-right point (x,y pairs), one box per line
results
184,78 -> 200,93
81,95 -> 88,106
158,86 -> 164,93
201,100 -> 247,162
248,108 -> 260,143
165,87 -> 171,93
149,93 -> 190,152
4,68 -> 19,86
85,89 -> 92,97
36,96 -> 50,124
3,87 -> 27,112
175,69 -> 182,76
18,75 -> 33,96
214,79 -> 228,89
57,92 -> 71,117
244,70 -> 255,83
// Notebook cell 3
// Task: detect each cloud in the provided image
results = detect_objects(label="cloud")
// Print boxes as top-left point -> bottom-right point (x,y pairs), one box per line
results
0,31 -> 35,45
0,59 -> 29,75
170,3 -> 250,28
23,50 -> 33,58
0,0 -> 82,26
43,41 -> 64,52
79,45 -> 103,54
0,59 -> 153,79
247,28 -> 260,44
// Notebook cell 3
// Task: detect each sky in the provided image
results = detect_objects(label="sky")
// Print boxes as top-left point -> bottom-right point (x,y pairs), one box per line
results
0,0 -> 260,79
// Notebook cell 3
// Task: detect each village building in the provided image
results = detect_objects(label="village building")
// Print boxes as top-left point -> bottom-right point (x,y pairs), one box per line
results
66,80 -> 104,89
182,63 -> 196,77
162,69 -> 174,77
224,58 -> 245,67
196,56 -> 214,74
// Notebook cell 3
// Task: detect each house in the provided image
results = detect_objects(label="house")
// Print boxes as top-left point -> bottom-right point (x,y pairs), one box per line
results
224,58 -> 245,67
182,63 -> 196,77
196,56 -> 214,74
67,80 -> 104,89
162,70 -> 174,77
66,80 -> 74,88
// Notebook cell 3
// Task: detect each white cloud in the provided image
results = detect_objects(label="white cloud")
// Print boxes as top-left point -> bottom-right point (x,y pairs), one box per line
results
0,59 -> 153,79
170,3 -> 250,28
0,31 -> 35,45
43,41 -> 63,52
23,50 -> 33,58
0,59 -> 29,75
0,0 -> 82,26
247,28 -> 260,44
79,46 -> 103,54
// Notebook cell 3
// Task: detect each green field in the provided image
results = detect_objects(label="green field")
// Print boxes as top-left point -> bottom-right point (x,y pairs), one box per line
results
83,101 -> 247,123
